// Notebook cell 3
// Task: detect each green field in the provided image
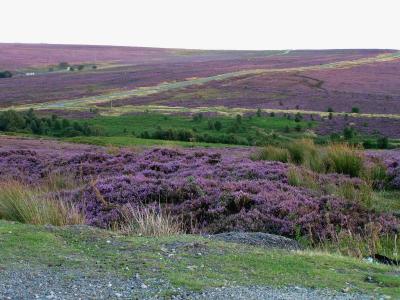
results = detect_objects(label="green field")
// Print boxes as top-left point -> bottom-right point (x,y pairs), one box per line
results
73,112 -> 313,146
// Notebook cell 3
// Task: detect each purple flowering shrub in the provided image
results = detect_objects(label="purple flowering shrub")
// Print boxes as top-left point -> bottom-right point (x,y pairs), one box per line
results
1,144 -> 398,240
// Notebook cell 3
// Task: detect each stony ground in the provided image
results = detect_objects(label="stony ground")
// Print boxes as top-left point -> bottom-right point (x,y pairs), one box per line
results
1,222 -> 399,299
0,268 -> 373,300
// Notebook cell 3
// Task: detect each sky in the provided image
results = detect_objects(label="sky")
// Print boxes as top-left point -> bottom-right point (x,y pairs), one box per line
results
2,0 -> 399,50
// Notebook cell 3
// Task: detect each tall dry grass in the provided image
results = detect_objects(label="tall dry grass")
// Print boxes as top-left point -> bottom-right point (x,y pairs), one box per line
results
324,144 -> 364,178
312,223 -> 399,260
118,204 -> 182,236
256,140 -> 368,178
0,181 -> 85,226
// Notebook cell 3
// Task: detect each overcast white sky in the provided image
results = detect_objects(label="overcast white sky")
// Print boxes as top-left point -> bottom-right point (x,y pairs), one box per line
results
2,0 -> 399,50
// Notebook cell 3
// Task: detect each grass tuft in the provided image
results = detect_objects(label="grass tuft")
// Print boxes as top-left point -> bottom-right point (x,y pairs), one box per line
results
0,181 -> 85,226
252,145 -> 289,162
118,204 -> 183,237
324,144 -> 364,177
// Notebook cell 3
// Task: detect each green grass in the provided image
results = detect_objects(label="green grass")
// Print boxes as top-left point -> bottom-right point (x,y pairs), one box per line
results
73,112 -> 312,146
372,190 -> 400,213
64,135 -> 234,148
0,220 -> 399,296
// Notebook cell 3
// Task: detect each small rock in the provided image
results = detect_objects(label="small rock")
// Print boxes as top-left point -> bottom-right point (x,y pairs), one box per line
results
342,287 -> 350,293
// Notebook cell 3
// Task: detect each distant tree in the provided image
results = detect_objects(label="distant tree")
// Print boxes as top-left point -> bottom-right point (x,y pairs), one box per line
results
207,120 -> 215,130
294,113 -> 303,122
58,62 -> 69,69
0,110 -> 25,131
327,107 -> 334,113
62,119 -> 70,129
351,107 -> 360,113
343,126 -> 355,139
193,113 -> 203,122
256,108 -> 262,117
53,119 -> 62,131
77,65 -> 85,71
214,120 -> 222,131
0,70 -> 12,78
236,114 -> 242,124
328,112 -> 333,120
92,65 -> 97,69
270,112 -> 275,117
377,136 -> 389,149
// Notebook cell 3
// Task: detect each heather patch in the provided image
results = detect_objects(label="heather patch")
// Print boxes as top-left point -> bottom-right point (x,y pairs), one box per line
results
1,142 -> 398,243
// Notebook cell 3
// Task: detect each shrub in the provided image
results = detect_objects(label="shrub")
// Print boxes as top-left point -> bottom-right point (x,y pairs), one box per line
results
192,113 -> 203,122
377,136 -> 389,149
294,113 -> 303,122
0,70 -> 12,78
343,126 -> 356,139
118,204 -> 182,236
58,62 -> 69,69
214,120 -> 222,131
0,181 -> 85,226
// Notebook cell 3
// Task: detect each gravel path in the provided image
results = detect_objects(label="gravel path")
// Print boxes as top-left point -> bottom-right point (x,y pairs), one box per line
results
175,286 -> 373,300
208,232 -> 302,250
0,268 -> 173,300
0,268 -> 374,300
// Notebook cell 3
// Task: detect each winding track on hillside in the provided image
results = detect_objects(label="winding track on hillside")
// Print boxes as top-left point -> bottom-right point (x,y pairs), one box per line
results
3,52 -> 400,115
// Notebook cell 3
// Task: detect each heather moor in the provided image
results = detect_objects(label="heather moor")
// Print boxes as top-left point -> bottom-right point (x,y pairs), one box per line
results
1,43 -> 400,299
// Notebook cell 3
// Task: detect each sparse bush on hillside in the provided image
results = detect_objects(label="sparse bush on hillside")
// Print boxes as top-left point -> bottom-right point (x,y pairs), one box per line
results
0,70 -> 12,78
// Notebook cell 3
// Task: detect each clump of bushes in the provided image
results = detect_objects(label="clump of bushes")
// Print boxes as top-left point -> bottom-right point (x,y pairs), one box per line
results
0,109 -> 104,137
